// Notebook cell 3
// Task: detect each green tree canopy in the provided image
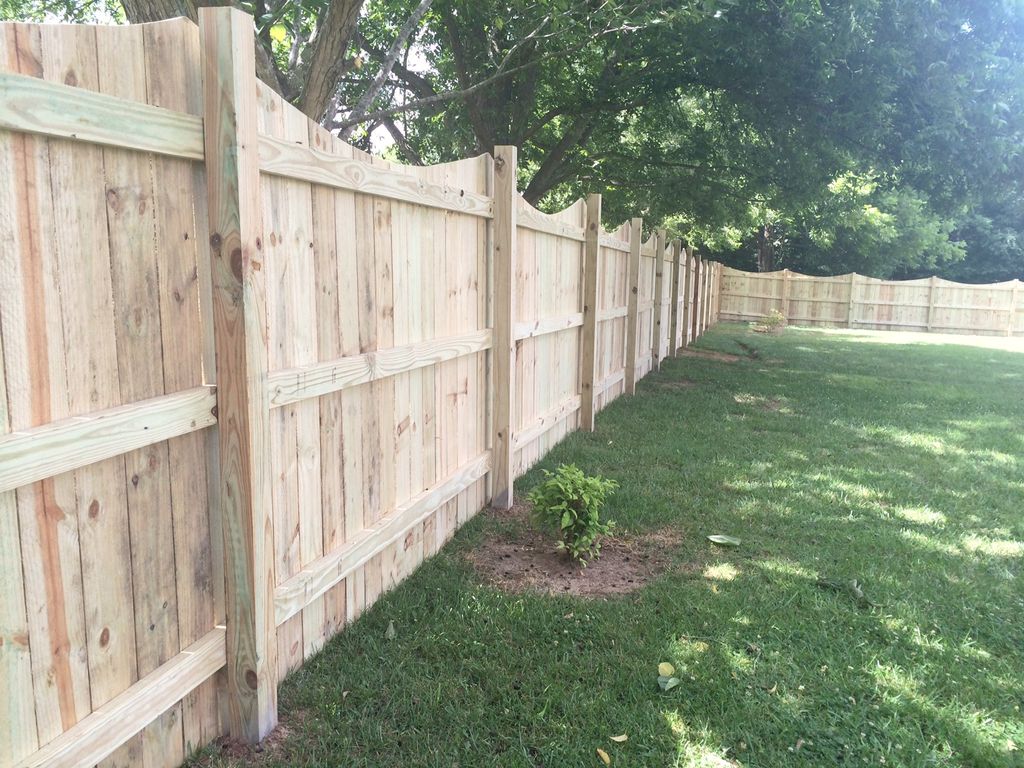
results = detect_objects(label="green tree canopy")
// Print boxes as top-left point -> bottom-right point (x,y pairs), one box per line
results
3,0 -> 1022,281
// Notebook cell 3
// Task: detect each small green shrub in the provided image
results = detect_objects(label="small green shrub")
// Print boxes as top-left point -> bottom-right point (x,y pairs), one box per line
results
527,464 -> 618,565
753,308 -> 787,334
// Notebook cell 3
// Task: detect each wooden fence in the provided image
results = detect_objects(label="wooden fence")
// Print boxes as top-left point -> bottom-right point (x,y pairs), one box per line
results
0,10 -> 722,768
719,267 -> 1024,336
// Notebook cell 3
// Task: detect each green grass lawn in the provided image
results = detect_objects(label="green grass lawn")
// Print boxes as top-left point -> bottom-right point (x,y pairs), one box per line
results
196,325 -> 1024,768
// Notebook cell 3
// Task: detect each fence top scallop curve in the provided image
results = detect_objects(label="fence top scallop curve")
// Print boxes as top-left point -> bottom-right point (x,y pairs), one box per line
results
517,194 -> 586,240
728,266 -> 1021,291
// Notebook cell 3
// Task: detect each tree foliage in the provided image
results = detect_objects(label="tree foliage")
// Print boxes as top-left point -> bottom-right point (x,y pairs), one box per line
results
2,0 -> 1023,281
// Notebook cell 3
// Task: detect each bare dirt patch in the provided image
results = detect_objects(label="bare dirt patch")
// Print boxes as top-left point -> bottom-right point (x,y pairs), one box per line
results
676,347 -> 743,363
191,713 -> 307,766
467,506 -> 687,597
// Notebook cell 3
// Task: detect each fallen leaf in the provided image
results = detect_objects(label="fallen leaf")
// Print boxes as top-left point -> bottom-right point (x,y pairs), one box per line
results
610,734 -> 628,743
596,747 -> 611,765
707,534 -> 742,547
385,620 -> 397,640
657,675 -> 681,691
342,690 -> 350,699
658,662 -> 676,676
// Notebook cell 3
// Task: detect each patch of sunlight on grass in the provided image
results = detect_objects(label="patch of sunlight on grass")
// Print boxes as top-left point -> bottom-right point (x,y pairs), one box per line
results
900,528 -> 963,556
897,506 -> 947,526
803,326 -> 1024,352
962,535 -> 1024,558
755,558 -> 817,579
856,424 -> 953,455
662,711 -> 738,768
703,563 -> 739,581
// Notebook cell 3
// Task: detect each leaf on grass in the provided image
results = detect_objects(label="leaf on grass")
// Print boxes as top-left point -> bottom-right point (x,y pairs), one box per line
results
657,675 -> 681,691
658,662 -> 676,676
385,620 -> 397,640
596,747 -> 611,765
707,534 -> 742,547
610,734 -> 628,743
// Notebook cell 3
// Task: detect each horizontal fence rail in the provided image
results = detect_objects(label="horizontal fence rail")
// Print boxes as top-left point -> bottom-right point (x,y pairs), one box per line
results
719,267 -> 1023,337
0,11 -> 722,768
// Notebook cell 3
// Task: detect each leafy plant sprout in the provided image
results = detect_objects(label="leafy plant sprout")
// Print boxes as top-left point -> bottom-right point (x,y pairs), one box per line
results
527,464 -> 618,566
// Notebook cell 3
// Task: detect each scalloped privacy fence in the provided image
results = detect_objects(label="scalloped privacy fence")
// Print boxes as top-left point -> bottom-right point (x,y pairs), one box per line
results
0,10 -> 722,768
720,267 -> 1024,336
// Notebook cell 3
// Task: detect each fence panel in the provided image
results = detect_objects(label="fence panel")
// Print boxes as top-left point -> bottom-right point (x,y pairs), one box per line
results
513,197 -> 585,478
257,88 -> 493,676
720,267 -> 1023,336
594,222 -> 632,412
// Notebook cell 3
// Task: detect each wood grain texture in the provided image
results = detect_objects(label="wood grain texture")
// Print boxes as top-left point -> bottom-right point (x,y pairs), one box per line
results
268,330 -> 492,407
579,194 -> 601,431
0,71 -> 203,159
623,218 -> 643,394
199,6 -> 277,743
274,452 -> 491,625
258,134 -> 492,218
651,230 -> 666,370
0,387 -> 215,493
491,146 -> 517,508
13,628 -> 225,768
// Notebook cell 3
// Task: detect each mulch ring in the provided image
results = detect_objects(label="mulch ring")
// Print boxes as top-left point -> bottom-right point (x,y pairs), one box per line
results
466,505 -> 688,598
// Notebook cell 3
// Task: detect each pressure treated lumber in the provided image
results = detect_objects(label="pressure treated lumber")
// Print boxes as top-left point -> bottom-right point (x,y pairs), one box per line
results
518,200 -> 586,240
0,71 -> 204,160
580,194 -> 601,431
200,6 -> 277,743
651,229 -> 666,370
268,329 -> 492,407
258,134 -> 492,218
513,313 -> 583,341
623,218 -> 643,394
13,628 -> 225,768
667,239 -> 682,356
275,452 -> 491,625
490,146 -> 518,509
0,386 -> 215,493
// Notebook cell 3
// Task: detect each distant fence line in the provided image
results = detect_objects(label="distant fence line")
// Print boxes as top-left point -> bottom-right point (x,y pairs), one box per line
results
718,267 -> 1023,337
0,10 -> 721,768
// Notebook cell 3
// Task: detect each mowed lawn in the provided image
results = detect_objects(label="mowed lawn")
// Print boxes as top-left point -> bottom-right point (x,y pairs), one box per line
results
194,325 -> 1024,768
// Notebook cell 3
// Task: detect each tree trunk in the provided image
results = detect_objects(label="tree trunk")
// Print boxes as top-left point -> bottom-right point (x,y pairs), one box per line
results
756,224 -> 776,272
299,0 -> 363,122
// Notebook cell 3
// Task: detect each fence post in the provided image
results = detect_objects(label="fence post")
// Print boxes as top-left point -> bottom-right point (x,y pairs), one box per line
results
624,217 -> 643,395
847,273 -> 857,327
781,268 -> 792,322
199,6 -> 277,743
1008,280 -> 1020,337
926,275 -> 938,332
651,229 -> 667,370
491,146 -> 517,508
668,239 -> 682,356
580,193 -> 601,430
690,251 -> 703,341
682,246 -> 694,347
703,260 -> 714,331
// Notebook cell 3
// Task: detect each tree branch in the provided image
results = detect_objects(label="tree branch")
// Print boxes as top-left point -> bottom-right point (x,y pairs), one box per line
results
339,0 -> 434,140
